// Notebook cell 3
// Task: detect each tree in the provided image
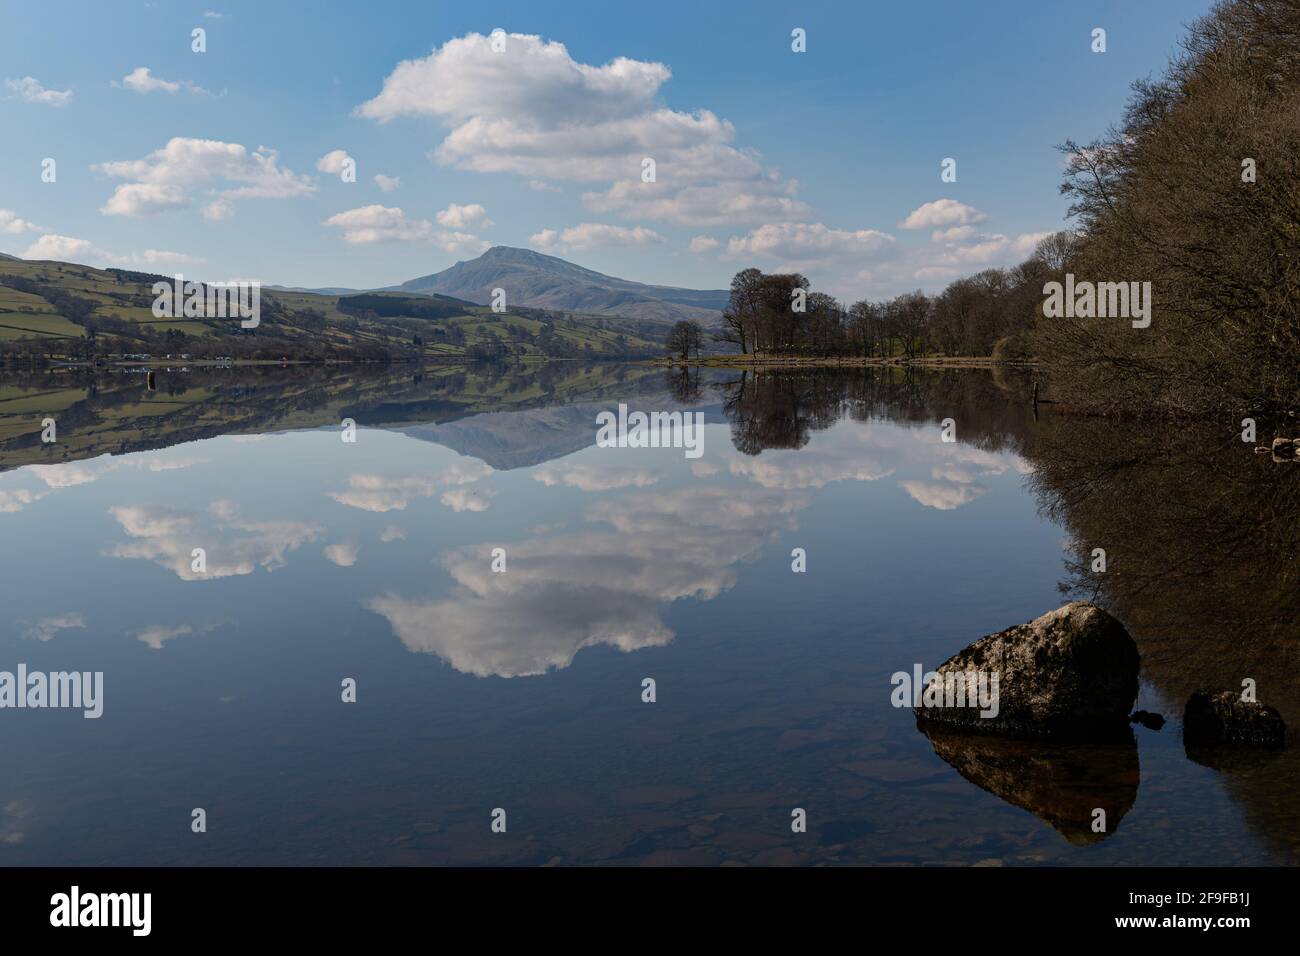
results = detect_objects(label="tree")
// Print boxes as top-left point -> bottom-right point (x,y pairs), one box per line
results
666,319 -> 703,360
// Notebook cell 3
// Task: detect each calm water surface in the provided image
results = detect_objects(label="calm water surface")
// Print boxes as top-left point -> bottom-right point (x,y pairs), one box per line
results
0,363 -> 1295,865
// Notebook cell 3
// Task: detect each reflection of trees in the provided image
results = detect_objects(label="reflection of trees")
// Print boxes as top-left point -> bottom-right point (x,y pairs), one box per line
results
719,369 -> 857,455
715,367 -> 1300,859
718,366 -> 1038,457
1024,416 -> 1300,862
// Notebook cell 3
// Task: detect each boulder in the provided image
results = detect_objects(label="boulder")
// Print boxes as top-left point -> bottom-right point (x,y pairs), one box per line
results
1183,690 -> 1286,749
915,602 -> 1139,739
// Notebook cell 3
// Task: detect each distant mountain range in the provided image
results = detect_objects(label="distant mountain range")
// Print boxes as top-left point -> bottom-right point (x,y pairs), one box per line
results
395,246 -> 728,326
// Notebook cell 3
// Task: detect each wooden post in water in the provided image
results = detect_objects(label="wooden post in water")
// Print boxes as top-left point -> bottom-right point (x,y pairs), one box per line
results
146,370 -> 156,391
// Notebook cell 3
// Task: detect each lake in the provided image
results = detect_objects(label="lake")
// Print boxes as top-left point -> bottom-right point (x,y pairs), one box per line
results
0,363 -> 1296,865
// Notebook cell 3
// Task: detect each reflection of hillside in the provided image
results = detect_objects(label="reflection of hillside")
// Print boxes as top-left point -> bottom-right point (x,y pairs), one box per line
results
0,363 -> 680,474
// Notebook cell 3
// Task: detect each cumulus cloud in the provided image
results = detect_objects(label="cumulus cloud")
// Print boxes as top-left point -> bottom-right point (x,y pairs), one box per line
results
435,202 -> 492,230
528,179 -> 562,193
323,542 -> 360,566
533,463 -> 661,491
134,622 -> 218,650
355,31 -> 808,226
21,233 -> 202,268
725,221 -> 896,273
688,235 -> 720,253
105,501 -> 323,581
530,222 -> 661,253
899,199 -> 987,231
94,137 -> 315,217
379,525 -> 406,542
898,480 -> 987,511
116,67 -> 206,95
326,461 -> 493,513
365,485 -> 808,677
316,149 -> 353,174
23,613 -> 86,642
201,199 -> 235,221
323,204 -> 489,254
0,209 -> 41,234
439,487 -> 496,512
373,173 -> 401,193
5,76 -> 72,106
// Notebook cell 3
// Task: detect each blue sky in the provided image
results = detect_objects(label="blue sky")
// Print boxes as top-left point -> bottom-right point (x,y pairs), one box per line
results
0,0 -> 1211,297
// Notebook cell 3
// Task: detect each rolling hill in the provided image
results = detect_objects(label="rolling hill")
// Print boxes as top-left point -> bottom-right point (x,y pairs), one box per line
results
0,257 -> 668,363
394,246 -> 729,326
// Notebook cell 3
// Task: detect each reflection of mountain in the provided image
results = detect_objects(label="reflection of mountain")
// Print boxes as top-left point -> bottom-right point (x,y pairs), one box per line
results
0,364 -> 701,474
400,399 -> 725,471
918,722 -> 1138,845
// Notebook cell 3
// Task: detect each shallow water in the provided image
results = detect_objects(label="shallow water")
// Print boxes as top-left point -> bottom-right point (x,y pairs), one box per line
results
0,363 -> 1295,865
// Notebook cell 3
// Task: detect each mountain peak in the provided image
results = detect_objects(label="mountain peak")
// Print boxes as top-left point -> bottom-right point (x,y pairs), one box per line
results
398,246 -> 727,325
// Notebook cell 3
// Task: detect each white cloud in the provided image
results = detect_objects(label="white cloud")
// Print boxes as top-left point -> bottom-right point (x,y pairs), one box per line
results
316,149 -> 353,174
356,31 -> 807,227
21,233 -> 202,268
899,199 -> 987,230
533,463 -> 660,491
725,221 -> 895,269
23,613 -> 86,642
439,487 -> 496,512
898,480 -> 987,511
100,183 -> 188,217
435,202 -> 492,230
202,199 -> 235,221
116,67 -> 206,95
203,10 -> 225,18
323,204 -> 489,254
106,501 -> 323,581
326,462 -> 492,513
324,542 -> 360,566
373,173 -> 401,193
529,179 -> 562,193
379,524 -> 406,542
94,137 -> 316,217
365,486 -> 808,677
5,76 -> 72,107
689,235 -> 720,253
531,222 -> 662,253
0,209 -> 41,234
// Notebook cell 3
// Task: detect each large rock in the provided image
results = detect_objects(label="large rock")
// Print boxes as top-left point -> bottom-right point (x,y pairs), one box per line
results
1183,690 -> 1286,749
915,602 -> 1139,739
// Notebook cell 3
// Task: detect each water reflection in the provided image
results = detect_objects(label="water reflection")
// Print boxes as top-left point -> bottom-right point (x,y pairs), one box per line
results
0,363 -> 1296,864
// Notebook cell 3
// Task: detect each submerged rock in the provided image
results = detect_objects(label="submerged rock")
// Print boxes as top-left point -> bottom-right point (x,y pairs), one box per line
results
1183,690 -> 1286,749
915,602 -> 1139,740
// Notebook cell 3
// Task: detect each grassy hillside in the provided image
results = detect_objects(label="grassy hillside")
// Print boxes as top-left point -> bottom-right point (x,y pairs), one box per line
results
0,258 -> 666,365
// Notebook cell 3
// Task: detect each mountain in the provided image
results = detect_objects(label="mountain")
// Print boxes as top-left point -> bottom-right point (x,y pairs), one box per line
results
0,253 -> 18,261
0,256 -> 667,362
395,246 -> 728,326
